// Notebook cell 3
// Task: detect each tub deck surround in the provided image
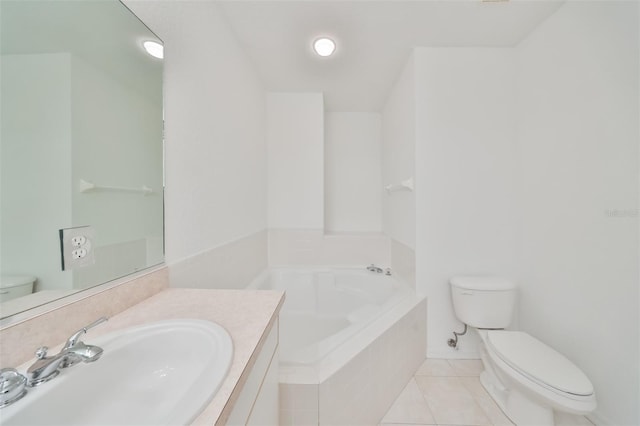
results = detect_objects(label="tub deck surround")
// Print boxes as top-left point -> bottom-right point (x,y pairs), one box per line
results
250,268 -> 415,373
254,267 -> 426,425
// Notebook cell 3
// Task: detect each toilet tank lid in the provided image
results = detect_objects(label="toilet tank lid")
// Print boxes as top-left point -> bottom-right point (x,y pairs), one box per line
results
450,276 -> 516,291
0,275 -> 36,289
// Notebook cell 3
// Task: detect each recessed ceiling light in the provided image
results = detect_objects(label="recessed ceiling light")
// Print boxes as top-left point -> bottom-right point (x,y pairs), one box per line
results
313,37 -> 336,57
143,41 -> 164,59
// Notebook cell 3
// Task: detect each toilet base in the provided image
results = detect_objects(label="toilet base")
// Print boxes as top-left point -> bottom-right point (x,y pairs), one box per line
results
480,368 -> 555,426
506,387 -> 554,426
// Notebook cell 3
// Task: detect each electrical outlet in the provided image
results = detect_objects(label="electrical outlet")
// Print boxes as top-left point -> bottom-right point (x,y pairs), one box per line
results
71,235 -> 86,247
72,248 -> 87,259
59,226 -> 95,270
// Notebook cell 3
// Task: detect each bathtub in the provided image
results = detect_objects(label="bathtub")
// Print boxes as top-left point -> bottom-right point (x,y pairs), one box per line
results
249,267 -> 426,425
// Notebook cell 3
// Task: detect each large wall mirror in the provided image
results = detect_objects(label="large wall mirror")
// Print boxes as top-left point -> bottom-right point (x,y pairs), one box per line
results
0,0 -> 164,319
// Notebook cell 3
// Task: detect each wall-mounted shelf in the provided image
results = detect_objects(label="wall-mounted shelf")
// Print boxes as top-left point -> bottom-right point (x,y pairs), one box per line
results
385,177 -> 414,193
78,179 -> 153,195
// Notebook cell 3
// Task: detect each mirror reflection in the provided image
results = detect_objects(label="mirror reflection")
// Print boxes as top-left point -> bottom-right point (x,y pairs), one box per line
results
0,0 -> 164,319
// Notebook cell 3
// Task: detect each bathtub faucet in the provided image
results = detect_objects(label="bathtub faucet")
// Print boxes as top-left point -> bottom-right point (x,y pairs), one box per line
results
366,264 -> 383,274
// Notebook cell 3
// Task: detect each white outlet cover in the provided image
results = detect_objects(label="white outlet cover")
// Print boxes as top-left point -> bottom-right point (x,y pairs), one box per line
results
71,235 -> 87,247
59,226 -> 95,270
72,248 -> 87,259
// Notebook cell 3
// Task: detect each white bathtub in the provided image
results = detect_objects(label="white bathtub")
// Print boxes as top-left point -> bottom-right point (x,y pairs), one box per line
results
249,267 -> 427,425
250,268 -> 410,366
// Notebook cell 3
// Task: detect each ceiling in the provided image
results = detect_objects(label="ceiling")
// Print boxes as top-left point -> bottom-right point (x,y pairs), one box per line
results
218,0 -> 564,112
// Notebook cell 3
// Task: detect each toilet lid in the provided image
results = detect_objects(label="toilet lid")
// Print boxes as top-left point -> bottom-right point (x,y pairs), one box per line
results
487,331 -> 594,396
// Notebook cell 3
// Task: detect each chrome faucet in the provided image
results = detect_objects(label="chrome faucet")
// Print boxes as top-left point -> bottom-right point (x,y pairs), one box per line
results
26,317 -> 108,387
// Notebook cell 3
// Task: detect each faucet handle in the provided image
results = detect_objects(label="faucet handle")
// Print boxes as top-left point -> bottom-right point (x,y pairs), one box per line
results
64,317 -> 108,349
35,347 -> 49,359
0,368 -> 27,407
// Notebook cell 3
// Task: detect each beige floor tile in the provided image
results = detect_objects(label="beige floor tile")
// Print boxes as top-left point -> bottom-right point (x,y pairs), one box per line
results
379,424 -> 436,426
459,377 -> 514,426
554,411 -> 595,425
390,358 -> 593,426
414,358 -> 456,376
448,359 -> 484,377
415,376 -> 491,426
456,377 -> 486,399
380,378 -> 436,425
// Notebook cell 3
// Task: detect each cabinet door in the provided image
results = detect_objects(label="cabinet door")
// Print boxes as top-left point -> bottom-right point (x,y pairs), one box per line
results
226,319 -> 279,426
246,343 -> 279,426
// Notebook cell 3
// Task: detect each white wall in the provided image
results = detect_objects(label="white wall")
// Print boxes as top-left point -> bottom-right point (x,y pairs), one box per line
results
268,229 -> 389,267
381,55 -> 416,251
414,48 -> 519,358
325,112 -> 382,233
404,3 -> 638,423
125,2 -> 268,281
1,54 -> 73,291
516,2 -> 639,425
267,92 -> 324,230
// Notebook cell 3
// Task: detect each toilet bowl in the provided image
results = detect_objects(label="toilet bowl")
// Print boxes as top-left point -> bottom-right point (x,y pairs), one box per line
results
449,276 -> 596,426
476,329 -> 596,425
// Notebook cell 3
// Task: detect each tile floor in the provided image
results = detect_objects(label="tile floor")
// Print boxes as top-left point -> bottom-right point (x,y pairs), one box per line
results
379,359 -> 594,426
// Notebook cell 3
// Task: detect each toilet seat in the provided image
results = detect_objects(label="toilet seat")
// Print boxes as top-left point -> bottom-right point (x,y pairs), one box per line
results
486,331 -> 594,397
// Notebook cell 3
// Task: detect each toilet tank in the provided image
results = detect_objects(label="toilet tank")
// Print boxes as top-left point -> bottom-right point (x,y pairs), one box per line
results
0,275 -> 36,303
450,276 -> 517,329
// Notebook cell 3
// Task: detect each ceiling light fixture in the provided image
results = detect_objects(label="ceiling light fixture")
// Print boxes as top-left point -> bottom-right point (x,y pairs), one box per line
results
313,37 -> 336,57
143,41 -> 164,59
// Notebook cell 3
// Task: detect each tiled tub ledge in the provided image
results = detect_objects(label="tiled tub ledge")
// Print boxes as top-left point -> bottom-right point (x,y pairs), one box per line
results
4,288 -> 285,426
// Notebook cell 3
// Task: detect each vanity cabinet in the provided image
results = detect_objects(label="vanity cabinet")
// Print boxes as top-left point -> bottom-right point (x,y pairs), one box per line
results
226,319 -> 279,426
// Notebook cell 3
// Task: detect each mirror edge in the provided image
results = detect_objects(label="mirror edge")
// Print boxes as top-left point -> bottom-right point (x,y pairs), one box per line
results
0,263 -> 166,330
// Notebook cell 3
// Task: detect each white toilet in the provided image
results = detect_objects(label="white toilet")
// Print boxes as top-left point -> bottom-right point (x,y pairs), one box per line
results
450,276 -> 596,426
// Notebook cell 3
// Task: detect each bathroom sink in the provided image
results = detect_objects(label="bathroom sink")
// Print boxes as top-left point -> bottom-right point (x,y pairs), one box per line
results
0,319 -> 233,425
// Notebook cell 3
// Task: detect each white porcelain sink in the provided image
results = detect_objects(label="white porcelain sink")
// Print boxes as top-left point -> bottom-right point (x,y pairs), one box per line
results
0,319 -> 233,425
